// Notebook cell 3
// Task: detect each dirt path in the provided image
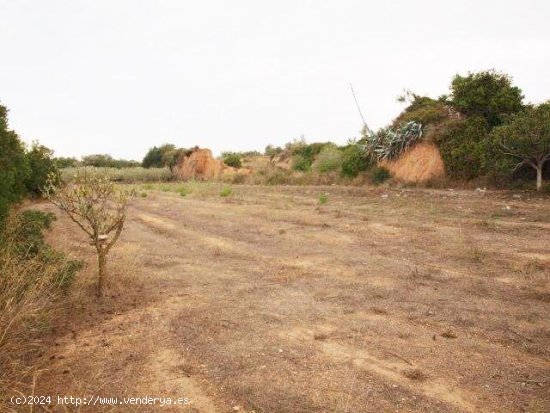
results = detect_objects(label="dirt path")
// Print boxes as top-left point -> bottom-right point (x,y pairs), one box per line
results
37,186 -> 549,412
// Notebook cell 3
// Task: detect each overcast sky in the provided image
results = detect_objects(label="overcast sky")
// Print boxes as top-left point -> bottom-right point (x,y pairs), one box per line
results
1,0 -> 549,160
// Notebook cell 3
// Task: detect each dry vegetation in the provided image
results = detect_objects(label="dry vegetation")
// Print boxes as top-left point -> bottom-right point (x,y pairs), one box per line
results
31,184 -> 549,413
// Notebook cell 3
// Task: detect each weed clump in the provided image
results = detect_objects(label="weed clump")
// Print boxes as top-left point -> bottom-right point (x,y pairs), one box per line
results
371,166 -> 391,184
177,186 -> 189,197
220,186 -> 233,197
0,211 -> 83,407
402,368 -> 428,381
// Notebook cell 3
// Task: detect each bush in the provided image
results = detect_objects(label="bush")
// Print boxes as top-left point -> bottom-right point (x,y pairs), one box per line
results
371,167 -> 391,184
287,141 -> 333,172
393,96 -> 448,127
142,144 -> 190,169
219,186 -> 233,197
292,154 -> 311,172
341,145 -> 369,178
177,185 -> 189,197
0,104 -> 30,229
222,152 -> 242,168
450,70 -> 524,127
435,116 -> 493,180
25,142 -> 59,197
313,145 -> 343,173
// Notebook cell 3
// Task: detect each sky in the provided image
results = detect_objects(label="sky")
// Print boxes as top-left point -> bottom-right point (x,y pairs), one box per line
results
1,0 -> 549,161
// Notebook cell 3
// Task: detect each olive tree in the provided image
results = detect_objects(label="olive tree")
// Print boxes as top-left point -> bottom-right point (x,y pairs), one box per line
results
43,172 -> 127,296
492,103 -> 550,190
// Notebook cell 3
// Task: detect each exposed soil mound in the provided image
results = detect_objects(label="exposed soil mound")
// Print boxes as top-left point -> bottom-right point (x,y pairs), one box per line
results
174,147 -> 224,180
379,141 -> 445,183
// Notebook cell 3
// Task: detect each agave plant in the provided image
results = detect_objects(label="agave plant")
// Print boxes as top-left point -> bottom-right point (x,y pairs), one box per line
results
359,121 -> 423,162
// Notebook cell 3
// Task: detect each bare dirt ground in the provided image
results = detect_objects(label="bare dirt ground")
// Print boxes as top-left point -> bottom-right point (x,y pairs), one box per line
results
34,185 -> 549,412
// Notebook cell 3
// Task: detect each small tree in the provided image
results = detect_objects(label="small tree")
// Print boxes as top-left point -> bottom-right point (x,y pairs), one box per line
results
43,172 -> 128,296
492,103 -> 550,190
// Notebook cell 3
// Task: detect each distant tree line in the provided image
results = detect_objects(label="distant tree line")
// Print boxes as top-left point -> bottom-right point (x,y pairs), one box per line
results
54,154 -> 141,169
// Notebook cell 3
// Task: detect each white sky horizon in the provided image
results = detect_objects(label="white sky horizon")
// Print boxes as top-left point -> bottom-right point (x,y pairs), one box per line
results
1,0 -> 549,161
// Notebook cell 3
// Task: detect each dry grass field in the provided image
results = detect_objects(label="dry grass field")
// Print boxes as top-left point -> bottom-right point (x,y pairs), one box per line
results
34,184 -> 549,413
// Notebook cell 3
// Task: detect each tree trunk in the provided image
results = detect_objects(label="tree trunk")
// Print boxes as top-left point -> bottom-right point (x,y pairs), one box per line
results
536,164 -> 542,191
97,251 -> 107,297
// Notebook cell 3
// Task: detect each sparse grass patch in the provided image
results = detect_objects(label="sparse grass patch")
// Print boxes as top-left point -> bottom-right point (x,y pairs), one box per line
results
177,185 -> 189,197
220,186 -> 233,197
402,368 -> 428,381
371,306 -> 388,315
318,193 -> 328,205
441,330 -> 458,339
313,332 -> 329,341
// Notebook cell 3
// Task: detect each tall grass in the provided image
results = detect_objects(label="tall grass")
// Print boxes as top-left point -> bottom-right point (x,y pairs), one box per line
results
61,166 -> 173,183
0,211 -> 82,412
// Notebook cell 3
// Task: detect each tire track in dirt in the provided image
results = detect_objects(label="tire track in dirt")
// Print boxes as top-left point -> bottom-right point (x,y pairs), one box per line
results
130,198 -> 484,411
283,326 -> 480,412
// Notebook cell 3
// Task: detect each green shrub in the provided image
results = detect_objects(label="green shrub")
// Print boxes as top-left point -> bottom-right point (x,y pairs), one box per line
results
318,193 -> 328,204
178,186 -> 188,197
0,104 -> 30,229
371,167 -> 391,184
450,70 -> 524,127
393,96 -> 448,127
11,210 -> 56,256
222,152 -> 242,168
140,192 -> 147,198
313,145 -> 343,173
25,142 -> 59,197
292,154 -> 311,172
435,116 -> 493,180
1,210 -> 83,287
341,145 -> 369,178
289,141 -> 332,172
219,186 -> 233,197
142,144 -> 176,168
